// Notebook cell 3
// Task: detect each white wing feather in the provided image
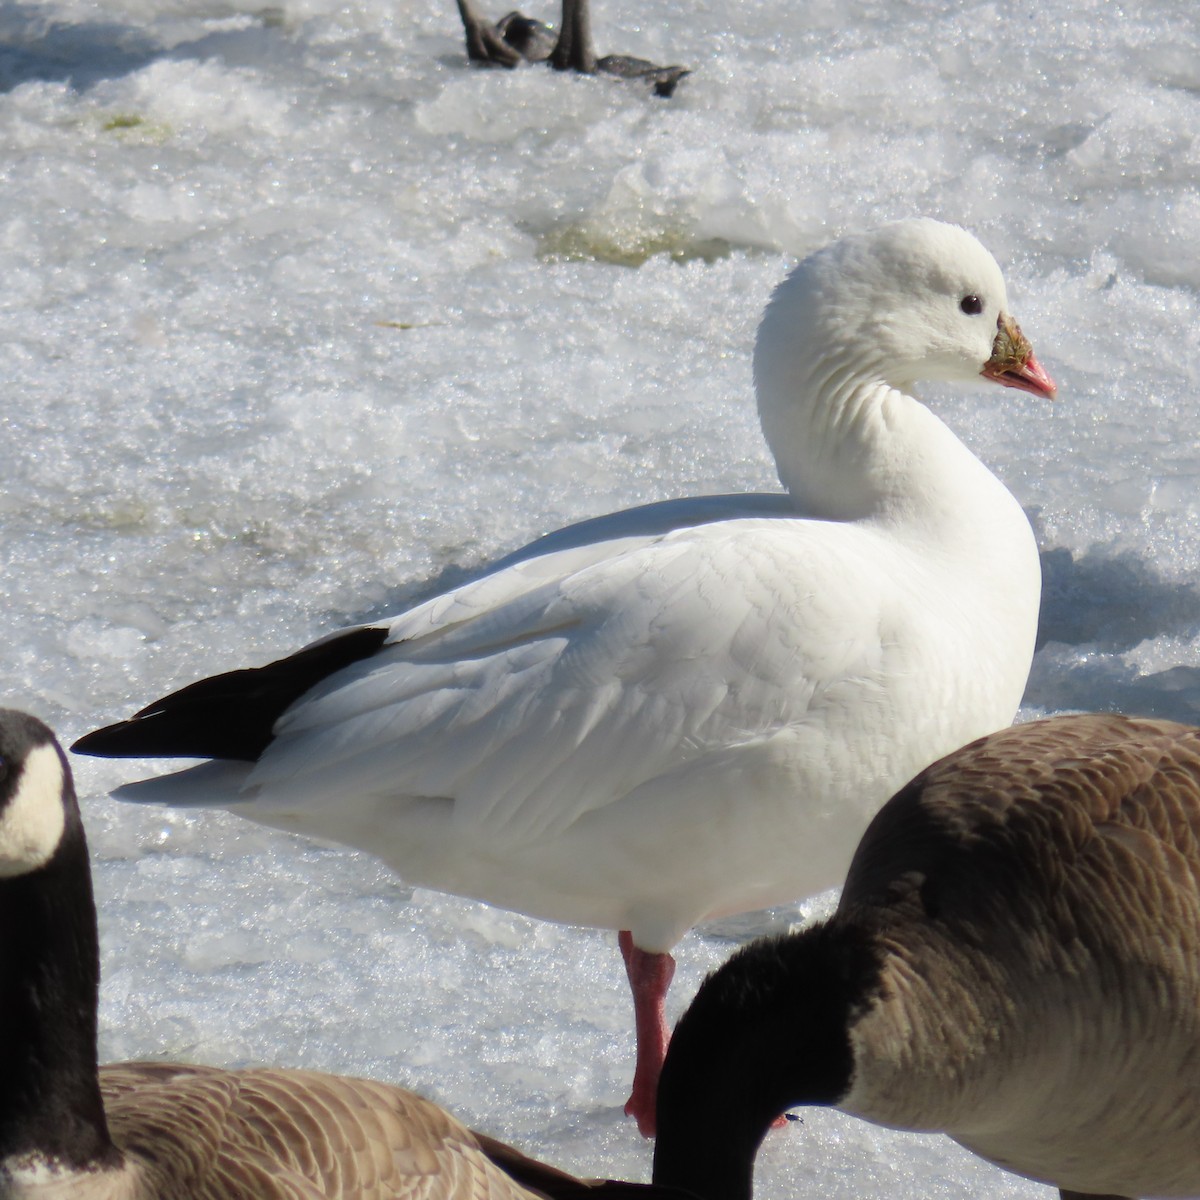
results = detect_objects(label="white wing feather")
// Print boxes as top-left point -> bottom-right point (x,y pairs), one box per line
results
247,515 -> 899,847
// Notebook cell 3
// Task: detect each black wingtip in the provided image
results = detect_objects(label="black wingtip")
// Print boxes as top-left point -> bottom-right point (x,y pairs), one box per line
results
71,626 -> 390,764
71,722 -> 136,758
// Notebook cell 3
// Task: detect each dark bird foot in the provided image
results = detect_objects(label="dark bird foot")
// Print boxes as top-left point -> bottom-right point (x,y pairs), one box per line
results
495,11 -> 557,61
596,55 -> 689,98
456,0 -> 688,95
457,0 -> 523,65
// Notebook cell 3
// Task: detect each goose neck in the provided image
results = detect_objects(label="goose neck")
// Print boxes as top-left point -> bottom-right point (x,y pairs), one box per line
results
758,339 -> 922,522
652,923 -> 880,1199
764,373 -> 1027,578
0,829 -> 116,1176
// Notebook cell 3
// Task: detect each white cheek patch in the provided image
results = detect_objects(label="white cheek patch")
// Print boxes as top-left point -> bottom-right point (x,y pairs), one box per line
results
0,745 -> 66,878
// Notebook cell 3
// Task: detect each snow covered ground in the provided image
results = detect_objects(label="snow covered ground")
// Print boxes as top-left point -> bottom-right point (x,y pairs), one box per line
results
1,0 -> 1199,1193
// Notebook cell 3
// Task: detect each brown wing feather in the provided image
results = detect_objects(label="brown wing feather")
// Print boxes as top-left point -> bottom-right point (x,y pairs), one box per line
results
843,713 -> 1200,920
99,1063 -> 554,1199
837,713 -> 1200,1048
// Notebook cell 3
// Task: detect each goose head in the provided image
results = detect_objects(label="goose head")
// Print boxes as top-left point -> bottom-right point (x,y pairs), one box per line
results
0,710 -> 73,879
753,219 -> 1055,509
652,924 -> 876,1200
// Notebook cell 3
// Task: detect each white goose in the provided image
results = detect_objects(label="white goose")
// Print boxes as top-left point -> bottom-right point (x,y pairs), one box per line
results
653,713 -> 1200,1200
74,218 -> 1055,1135
0,708 -> 687,1200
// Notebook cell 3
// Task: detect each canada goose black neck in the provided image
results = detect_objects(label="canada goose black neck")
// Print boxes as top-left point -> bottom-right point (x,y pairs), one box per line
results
652,922 -> 882,1200
0,716 -> 116,1174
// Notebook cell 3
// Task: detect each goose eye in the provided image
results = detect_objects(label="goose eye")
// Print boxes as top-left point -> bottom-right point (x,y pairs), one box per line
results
960,294 -> 983,316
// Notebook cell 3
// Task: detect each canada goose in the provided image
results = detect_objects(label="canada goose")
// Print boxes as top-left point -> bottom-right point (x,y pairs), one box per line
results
651,712 -> 1200,1200
0,707 -> 700,1200
454,0 -> 689,97
73,218 -> 1054,1136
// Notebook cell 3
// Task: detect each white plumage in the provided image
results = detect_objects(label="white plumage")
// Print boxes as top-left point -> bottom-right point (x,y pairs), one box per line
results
77,217 -> 1056,1134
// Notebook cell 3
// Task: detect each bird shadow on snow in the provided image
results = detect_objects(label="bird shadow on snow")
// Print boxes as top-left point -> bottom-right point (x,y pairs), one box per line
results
0,2 -> 290,94
0,6 -> 159,93
1029,534 -> 1200,725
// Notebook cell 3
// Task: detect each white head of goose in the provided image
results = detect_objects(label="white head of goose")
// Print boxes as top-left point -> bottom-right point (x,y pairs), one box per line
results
73,218 -> 1054,1136
0,709 -> 691,1200
651,713 -> 1200,1200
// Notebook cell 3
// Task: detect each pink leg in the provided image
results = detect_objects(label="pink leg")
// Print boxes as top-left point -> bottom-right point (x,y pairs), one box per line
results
618,929 -> 676,1137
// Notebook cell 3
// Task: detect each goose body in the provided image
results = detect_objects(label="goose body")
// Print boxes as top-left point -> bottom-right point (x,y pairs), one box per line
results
0,710 -> 681,1200
653,713 -> 1200,1200
74,218 -> 1055,1134
32,1065 -> 589,1199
